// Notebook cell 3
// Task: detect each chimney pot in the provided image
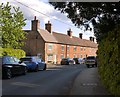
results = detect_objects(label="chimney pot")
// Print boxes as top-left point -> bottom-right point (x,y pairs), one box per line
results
67,29 -> 72,38
93,37 -> 94,42
79,33 -> 83,39
90,37 -> 94,42
34,16 -> 36,20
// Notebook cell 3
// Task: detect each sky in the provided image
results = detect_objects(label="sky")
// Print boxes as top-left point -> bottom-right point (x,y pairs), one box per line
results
1,0 -> 96,41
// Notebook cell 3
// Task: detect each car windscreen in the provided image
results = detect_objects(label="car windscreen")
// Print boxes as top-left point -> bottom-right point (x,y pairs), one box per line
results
73,58 -> 78,60
20,58 -> 32,62
3,56 -> 15,64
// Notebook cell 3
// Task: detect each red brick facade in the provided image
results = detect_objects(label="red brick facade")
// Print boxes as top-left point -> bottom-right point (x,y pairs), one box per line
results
23,17 -> 98,64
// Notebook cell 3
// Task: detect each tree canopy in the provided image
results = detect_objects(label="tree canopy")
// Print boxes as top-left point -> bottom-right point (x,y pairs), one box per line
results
49,2 -> 120,42
0,2 -> 26,49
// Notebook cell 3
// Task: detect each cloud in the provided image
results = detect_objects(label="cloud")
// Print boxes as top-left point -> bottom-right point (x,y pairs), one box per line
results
0,0 -> 54,21
0,0 -> 96,39
1,0 -> 72,24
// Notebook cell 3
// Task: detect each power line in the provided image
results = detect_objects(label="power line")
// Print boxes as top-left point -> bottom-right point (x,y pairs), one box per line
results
13,0 -> 76,28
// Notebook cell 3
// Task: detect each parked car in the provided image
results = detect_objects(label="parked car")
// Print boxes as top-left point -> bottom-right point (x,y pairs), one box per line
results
61,58 -> 75,65
1,56 -> 27,79
85,56 -> 97,68
82,58 -> 86,64
20,56 -> 46,71
73,58 -> 83,64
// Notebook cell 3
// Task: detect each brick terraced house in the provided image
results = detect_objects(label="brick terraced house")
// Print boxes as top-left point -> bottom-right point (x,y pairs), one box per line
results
23,17 -> 98,64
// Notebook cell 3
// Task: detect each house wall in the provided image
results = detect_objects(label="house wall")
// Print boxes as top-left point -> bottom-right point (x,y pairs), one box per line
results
45,43 -> 58,63
44,43 -> 97,64
23,31 -> 97,64
22,31 -> 45,61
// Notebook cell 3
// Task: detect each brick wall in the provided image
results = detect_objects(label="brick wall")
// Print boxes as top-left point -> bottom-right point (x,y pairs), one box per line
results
22,31 -> 45,61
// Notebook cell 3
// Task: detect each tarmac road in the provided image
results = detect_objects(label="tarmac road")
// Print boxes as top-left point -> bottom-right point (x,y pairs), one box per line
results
2,64 -> 86,95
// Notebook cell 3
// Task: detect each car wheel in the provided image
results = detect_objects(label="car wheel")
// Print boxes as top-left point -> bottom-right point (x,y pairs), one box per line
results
67,62 -> 69,65
95,64 -> 97,67
23,67 -> 27,75
43,64 -> 46,70
87,65 -> 89,68
35,65 -> 39,72
5,68 -> 12,79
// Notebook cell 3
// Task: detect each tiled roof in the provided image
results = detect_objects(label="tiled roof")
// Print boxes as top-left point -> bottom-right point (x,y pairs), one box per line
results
25,29 -> 97,48
38,29 -> 58,43
52,32 -> 98,48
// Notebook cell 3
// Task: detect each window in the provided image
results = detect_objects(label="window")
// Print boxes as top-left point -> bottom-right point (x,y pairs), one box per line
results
47,54 -> 53,61
61,45 -> 64,51
48,44 -> 53,50
84,55 -> 86,58
61,54 -> 64,59
84,47 -> 86,51
80,54 -> 82,58
74,46 -> 77,51
67,45 -> 70,51
74,54 -> 77,58
80,47 -> 83,51
67,54 -> 69,58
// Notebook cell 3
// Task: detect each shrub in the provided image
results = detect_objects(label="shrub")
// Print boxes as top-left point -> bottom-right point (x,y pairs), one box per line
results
97,24 -> 120,96
0,48 -> 26,59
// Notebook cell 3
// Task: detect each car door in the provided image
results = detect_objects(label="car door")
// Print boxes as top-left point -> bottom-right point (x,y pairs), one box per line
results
37,58 -> 45,70
12,57 -> 24,74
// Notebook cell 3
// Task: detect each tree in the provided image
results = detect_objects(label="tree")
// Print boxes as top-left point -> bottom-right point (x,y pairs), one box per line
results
49,2 -> 120,95
0,2 -> 26,49
49,2 -> 120,42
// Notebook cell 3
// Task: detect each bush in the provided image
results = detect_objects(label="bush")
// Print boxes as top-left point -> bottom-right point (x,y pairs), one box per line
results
0,48 -> 26,59
97,24 -> 120,96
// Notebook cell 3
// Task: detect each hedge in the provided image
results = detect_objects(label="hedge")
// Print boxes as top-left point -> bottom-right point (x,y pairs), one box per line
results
0,48 -> 26,59
97,24 -> 120,96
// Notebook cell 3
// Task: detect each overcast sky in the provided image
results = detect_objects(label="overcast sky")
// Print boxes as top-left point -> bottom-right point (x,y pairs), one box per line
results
1,0 -> 96,40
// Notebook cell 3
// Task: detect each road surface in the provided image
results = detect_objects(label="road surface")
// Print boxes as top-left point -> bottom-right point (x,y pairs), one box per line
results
2,64 -> 86,95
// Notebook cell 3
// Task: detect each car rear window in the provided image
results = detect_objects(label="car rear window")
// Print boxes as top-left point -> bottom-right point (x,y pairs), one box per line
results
87,56 -> 95,59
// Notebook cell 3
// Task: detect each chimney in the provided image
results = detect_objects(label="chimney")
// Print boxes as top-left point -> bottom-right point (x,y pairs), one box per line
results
45,21 -> 52,34
93,37 -> 94,42
90,36 -> 93,41
31,16 -> 40,31
79,33 -> 83,39
67,29 -> 72,38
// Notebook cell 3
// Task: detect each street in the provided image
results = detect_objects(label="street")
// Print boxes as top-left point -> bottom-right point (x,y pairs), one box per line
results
2,64 -> 86,95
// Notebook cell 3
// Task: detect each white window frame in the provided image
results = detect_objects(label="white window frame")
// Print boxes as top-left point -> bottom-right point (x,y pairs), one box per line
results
61,45 -> 64,51
48,44 -> 53,50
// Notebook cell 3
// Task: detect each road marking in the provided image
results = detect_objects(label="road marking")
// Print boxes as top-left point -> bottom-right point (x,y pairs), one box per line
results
11,82 -> 41,88
81,83 -> 98,86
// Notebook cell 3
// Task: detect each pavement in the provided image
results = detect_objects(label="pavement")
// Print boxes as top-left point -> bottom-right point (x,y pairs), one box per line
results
70,67 -> 113,95
46,64 -> 113,96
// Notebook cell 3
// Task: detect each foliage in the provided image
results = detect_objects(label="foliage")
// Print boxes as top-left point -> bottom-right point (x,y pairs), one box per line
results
0,2 -> 26,49
49,2 -> 120,42
97,24 -> 120,95
50,2 -> 120,95
0,47 -> 26,59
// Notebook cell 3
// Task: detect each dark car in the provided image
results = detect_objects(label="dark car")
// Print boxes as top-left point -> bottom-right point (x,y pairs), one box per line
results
85,56 -> 97,68
1,56 -> 27,79
73,58 -> 83,64
20,56 -> 46,72
61,58 -> 75,65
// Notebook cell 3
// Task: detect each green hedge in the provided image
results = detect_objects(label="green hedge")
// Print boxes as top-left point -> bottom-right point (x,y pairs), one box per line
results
0,48 -> 26,59
97,24 -> 120,96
